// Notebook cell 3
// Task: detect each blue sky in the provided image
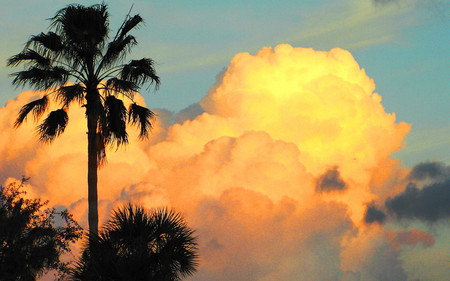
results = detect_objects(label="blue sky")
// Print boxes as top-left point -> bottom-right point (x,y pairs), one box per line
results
1,0 -> 448,166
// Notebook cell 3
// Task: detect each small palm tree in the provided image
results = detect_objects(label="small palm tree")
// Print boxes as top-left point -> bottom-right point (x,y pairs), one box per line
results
7,4 -> 160,237
70,204 -> 199,281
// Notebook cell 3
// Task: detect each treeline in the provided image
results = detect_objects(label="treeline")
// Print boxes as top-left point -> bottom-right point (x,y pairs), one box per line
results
3,3 -> 199,280
0,178 -> 198,280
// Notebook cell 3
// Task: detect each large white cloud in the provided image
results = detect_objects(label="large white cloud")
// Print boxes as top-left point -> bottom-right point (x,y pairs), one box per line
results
1,44 -> 446,280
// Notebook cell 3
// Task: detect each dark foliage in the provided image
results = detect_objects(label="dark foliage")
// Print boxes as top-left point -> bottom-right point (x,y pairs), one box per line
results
0,178 -> 82,280
8,3 -> 160,237
56,84 -> 85,108
38,109 -> 69,143
129,103 -> 155,139
8,3 -> 159,163
104,96 -> 128,146
14,95 -> 49,127
70,204 -> 199,281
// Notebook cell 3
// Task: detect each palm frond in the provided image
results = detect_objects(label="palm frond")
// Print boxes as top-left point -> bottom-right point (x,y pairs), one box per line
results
105,78 -> 138,99
151,208 -> 199,280
101,35 -> 137,68
95,11 -> 142,74
104,96 -> 128,146
119,15 -> 143,38
50,4 -> 109,45
37,109 -> 69,143
95,132 -> 107,167
105,203 -> 148,235
7,49 -> 51,68
55,84 -> 85,107
14,96 -> 49,128
11,66 -> 70,90
128,103 -> 155,139
70,204 -> 198,280
25,32 -> 63,57
121,58 -> 160,89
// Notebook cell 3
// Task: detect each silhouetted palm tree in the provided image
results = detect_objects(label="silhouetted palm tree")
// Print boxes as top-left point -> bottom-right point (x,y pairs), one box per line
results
8,4 -> 159,237
70,204 -> 199,281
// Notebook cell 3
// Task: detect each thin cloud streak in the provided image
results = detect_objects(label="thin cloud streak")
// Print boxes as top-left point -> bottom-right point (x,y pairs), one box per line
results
284,0 -> 418,50
144,0 -> 422,77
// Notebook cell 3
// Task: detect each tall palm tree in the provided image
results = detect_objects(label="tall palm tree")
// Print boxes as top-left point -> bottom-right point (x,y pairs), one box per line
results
7,4 -> 159,237
70,204 -> 199,281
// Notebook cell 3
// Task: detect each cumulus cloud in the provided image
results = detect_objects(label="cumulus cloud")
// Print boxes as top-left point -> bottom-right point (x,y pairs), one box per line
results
2,44 -> 443,280
408,161 -> 449,181
387,228 -> 435,249
365,165 -> 450,224
340,228 -> 408,281
174,103 -> 205,124
201,45 -> 409,180
316,166 -> 347,192
364,202 -> 387,224
386,179 -> 450,222
191,188 -> 353,281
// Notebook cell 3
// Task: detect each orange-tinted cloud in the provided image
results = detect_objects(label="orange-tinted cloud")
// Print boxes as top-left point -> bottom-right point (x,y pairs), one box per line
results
2,44 -> 445,280
340,226 -> 408,281
387,228 -> 436,249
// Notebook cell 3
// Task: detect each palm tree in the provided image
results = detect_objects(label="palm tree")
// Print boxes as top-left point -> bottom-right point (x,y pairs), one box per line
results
70,204 -> 199,281
7,4 -> 160,237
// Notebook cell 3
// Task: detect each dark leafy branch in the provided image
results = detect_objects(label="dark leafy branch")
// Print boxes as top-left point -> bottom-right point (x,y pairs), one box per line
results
25,32 -> 64,57
38,109 -> 69,143
7,49 -> 51,68
15,96 -> 49,127
9,3 -> 160,166
121,58 -> 160,88
104,78 -> 138,99
0,178 -> 82,280
11,66 -> 70,90
69,204 -> 198,281
103,96 -> 128,147
129,103 -> 155,139
55,84 -> 85,108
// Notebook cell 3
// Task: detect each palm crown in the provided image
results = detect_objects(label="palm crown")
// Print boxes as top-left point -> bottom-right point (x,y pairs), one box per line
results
70,205 -> 199,281
8,3 -> 160,236
8,3 -> 159,163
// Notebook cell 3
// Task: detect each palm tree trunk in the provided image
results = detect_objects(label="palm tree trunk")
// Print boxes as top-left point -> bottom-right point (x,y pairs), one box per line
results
87,112 -> 98,237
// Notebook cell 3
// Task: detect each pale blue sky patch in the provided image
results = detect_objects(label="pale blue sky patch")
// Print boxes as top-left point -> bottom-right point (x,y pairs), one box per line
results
284,0 -> 419,50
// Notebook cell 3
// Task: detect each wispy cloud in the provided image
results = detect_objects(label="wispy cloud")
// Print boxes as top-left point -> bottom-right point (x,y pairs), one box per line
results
148,0 -> 422,76
284,0 -> 418,50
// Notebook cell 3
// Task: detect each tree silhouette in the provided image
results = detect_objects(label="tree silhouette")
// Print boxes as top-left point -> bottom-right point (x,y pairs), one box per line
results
8,4 -> 160,237
70,204 -> 199,281
0,178 -> 82,280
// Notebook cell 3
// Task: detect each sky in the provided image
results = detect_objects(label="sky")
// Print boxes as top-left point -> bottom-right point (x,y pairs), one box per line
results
0,0 -> 449,280
1,0 -> 449,166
